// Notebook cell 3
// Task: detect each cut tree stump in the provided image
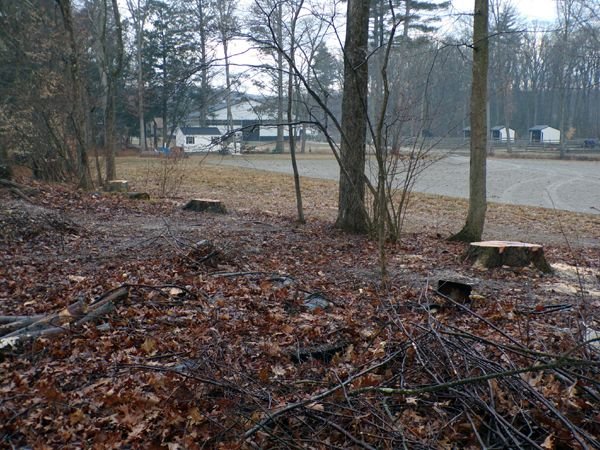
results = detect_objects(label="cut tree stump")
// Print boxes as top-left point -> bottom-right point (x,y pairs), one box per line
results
107,180 -> 129,193
467,241 -> 552,273
183,199 -> 227,214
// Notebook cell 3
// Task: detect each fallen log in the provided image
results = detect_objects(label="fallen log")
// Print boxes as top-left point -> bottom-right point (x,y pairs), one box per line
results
467,241 -> 552,273
0,287 -> 129,350
1,298 -> 89,339
0,316 -> 45,336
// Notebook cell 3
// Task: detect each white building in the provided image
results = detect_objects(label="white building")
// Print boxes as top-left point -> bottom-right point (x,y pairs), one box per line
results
185,96 -> 294,142
175,127 -> 222,152
491,126 -> 515,141
529,125 -> 560,144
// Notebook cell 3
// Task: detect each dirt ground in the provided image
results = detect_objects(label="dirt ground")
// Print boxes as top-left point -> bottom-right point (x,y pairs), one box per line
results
1,162 -> 599,448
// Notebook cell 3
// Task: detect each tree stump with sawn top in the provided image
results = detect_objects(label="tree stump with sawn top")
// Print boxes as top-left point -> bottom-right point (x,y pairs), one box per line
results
107,180 -> 129,193
467,241 -> 552,273
183,199 -> 227,214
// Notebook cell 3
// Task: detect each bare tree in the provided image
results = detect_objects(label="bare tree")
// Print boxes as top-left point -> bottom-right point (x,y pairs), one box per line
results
450,0 -> 489,242
286,0 -> 305,223
336,0 -> 372,234
188,0 -> 216,126
275,2 -> 285,153
555,0 -> 583,158
489,0 -> 520,152
126,0 -> 150,152
212,0 -> 239,153
87,0 -> 123,182
56,0 -> 93,189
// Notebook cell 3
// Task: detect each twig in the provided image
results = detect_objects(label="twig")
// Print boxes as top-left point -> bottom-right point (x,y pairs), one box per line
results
350,359 -> 600,396
211,271 -> 268,278
308,412 -> 377,450
514,304 -> 573,315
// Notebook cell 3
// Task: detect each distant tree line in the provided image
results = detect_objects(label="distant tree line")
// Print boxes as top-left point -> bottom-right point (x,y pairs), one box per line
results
0,0 -> 599,186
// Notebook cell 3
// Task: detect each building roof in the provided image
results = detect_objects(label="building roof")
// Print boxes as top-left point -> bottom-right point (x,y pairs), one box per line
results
491,125 -> 514,131
529,125 -> 551,131
179,127 -> 221,136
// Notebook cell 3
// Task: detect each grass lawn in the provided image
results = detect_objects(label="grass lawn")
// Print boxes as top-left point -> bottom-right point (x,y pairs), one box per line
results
116,154 -> 600,248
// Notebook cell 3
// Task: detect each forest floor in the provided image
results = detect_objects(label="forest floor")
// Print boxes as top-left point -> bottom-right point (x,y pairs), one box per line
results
1,158 -> 599,449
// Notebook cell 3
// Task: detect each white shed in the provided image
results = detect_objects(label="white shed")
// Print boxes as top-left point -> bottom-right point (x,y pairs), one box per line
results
529,125 -> 560,144
491,126 -> 515,141
175,127 -> 222,152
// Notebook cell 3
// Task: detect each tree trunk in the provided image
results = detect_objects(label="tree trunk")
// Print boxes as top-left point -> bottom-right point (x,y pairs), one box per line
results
105,0 -> 124,182
57,0 -> 92,190
136,13 -> 147,152
503,82 -> 512,153
449,0 -> 488,242
335,0 -> 371,234
275,2 -> 285,154
287,2 -> 304,224
223,39 -> 235,153
106,82 -> 117,180
197,0 -> 209,127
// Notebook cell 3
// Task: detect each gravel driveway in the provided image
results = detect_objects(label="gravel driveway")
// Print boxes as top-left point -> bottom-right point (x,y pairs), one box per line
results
210,154 -> 600,215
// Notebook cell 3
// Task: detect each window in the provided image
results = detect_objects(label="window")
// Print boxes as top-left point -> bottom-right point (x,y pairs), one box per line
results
186,136 -> 195,145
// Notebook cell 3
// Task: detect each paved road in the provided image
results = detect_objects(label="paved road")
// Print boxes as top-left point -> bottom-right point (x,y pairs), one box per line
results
211,155 -> 600,214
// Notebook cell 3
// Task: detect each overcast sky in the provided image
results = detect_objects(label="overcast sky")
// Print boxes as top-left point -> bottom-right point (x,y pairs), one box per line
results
451,0 -> 557,22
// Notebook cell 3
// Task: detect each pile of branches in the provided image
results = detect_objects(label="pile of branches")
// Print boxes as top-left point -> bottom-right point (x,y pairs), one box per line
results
0,182 -> 80,243
188,312 -> 600,449
108,296 -> 600,449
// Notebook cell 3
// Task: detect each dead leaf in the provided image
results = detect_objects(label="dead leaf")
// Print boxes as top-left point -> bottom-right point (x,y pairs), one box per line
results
541,433 -> 554,449
69,408 -> 85,425
68,275 -> 86,283
141,338 -> 157,354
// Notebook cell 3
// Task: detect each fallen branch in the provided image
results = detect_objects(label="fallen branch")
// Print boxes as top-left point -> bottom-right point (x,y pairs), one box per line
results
0,315 -> 44,324
0,287 -> 129,350
211,271 -> 268,278
350,359 -> 600,396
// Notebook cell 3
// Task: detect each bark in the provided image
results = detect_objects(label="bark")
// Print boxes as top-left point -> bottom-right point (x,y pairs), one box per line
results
449,0 -> 488,242
335,0 -> 371,234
